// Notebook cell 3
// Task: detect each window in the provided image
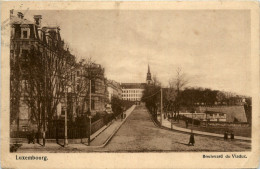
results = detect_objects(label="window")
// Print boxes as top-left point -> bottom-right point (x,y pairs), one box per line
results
21,26 -> 30,39
23,31 -> 28,38
61,107 -> 65,115
91,100 -> 95,110
11,26 -> 15,39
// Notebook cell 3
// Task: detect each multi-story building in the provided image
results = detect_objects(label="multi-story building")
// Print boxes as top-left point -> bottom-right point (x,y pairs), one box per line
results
58,62 -> 109,118
121,65 -> 152,103
10,12 -> 75,131
10,11 -> 108,132
121,83 -> 146,102
106,79 -> 122,102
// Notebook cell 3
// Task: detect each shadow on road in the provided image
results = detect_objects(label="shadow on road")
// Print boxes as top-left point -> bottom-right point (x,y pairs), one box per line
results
174,141 -> 190,146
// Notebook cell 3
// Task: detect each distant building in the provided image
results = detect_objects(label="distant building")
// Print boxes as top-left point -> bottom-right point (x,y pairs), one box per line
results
121,83 -> 146,102
106,79 -> 122,102
205,111 -> 227,122
121,65 -> 152,103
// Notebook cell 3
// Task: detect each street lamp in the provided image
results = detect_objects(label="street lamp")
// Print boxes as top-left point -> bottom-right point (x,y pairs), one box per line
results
64,86 -> 71,147
88,79 -> 92,146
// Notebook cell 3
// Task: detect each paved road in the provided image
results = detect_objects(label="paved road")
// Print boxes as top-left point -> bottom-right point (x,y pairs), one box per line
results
101,105 -> 250,152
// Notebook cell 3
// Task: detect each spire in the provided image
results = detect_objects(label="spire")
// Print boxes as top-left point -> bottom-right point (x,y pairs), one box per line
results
146,64 -> 152,84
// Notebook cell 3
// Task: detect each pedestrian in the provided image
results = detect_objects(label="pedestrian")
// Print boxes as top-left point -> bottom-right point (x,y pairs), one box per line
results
27,130 -> 35,144
185,120 -> 189,128
224,131 -> 228,140
230,132 -> 234,140
188,133 -> 195,146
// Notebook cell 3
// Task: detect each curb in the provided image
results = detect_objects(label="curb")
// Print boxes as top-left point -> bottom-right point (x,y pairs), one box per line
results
148,111 -> 251,143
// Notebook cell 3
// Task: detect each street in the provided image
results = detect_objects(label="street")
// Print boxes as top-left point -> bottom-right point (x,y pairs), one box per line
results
15,105 -> 251,153
100,105 -> 250,152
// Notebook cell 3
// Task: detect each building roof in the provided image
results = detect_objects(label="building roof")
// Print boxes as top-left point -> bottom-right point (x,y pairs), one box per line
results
107,79 -> 122,90
10,16 -> 34,25
121,83 -> 146,89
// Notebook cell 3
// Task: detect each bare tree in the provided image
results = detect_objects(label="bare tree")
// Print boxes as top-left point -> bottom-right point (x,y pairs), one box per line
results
10,43 -> 22,131
168,67 -> 188,122
74,57 -> 106,116
21,41 -> 76,144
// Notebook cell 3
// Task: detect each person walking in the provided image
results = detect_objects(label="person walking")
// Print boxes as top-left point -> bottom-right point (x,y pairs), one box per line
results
27,130 -> 35,144
188,133 -> 195,146
230,132 -> 234,140
185,120 -> 189,128
224,131 -> 228,140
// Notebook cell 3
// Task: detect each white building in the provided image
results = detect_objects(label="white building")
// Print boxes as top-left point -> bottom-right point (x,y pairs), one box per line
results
121,65 -> 152,103
121,83 -> 145,102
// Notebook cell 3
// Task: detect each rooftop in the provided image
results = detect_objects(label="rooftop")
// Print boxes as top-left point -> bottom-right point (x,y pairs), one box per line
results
121,83 -> 146,89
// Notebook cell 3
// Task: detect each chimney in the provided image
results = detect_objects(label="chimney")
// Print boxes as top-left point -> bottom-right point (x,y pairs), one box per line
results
17,12 -> 24,19
10,9 -> 14,18
33,15 -> 42,27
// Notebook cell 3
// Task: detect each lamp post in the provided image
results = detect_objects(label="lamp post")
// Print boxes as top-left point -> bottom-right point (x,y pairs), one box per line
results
64,87 -> 69,147
191,111 -> 194,133
160,88 -> 163,126
88,79 -> 92,145
171,110 -> 173,129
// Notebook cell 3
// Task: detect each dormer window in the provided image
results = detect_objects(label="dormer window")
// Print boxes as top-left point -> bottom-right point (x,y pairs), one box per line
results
11,25 -> 15,39
20,24 -> 30,39
23,30 -> 28,38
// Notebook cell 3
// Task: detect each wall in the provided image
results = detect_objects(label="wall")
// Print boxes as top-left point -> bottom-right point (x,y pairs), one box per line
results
197,106 -> 247,122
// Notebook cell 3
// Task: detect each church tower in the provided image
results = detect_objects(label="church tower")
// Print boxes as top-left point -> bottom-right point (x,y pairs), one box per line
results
146,64 -> 152,84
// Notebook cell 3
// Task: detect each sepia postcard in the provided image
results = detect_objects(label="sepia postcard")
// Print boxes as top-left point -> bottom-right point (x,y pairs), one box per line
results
1,1 -> 259,168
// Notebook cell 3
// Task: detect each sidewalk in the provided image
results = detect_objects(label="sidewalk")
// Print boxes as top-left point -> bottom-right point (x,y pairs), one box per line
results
159,116 -> 251,142
90,105 -> 136,146
13,105 -> 136,152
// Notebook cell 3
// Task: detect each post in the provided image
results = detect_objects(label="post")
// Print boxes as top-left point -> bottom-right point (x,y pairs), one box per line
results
43,54 -> 47,147
191,111 -> 194,133
64,88 -> 68,147
171,111 -> 173,129
88,117 -> 91,145
160,88 -> 163,126
89,80 -> 91,113
88,80 -> 91,145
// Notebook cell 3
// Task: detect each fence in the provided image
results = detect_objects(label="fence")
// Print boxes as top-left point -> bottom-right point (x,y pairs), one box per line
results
201,121 -> 250,127
11,116 -> 106,139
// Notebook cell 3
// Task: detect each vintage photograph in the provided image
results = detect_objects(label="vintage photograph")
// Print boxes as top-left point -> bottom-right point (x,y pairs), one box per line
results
8,8 -> 253,153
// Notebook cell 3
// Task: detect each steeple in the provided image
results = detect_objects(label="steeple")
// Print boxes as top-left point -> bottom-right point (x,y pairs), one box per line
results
146,64 -> 152,84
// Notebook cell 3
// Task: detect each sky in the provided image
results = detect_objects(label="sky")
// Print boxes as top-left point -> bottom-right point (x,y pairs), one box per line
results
21,10 -> 251,95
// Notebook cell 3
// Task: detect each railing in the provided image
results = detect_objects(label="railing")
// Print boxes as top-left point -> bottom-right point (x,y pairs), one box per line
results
10,117 -> 106,139
201,121 -> 250,127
